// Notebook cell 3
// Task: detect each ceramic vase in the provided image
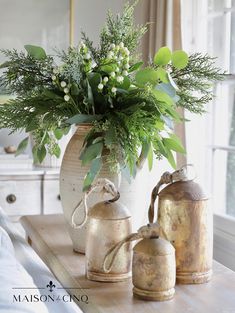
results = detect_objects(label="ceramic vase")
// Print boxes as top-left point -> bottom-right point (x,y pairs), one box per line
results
60,124 -> 150,253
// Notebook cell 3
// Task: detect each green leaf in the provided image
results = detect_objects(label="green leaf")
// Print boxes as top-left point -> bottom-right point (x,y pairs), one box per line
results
156,68 -> 169,83
25,121 -> 37,132
118,76 -> 131,90
154,47 -> 172,66
152,89 -> 174,106
83,157 -> 102,191
87,79 -> 94,106
66,114 -> 102,125
147,144 -> 153,171
53,144 -> 61,158
99,62 -> 117,74
0,61 -> 11,69
54,129 -> 64,140
32,146 -> 39,163
71,83 -> 79,95
24,45 -> 46,60
15,137 -> 29,157
62,126 -> 71,135
171,50 -> 189,69
164,146 -> 177,169
138,139 -> 150,163
135,68 -> 158,86
129,61 -> 144,72
156,139 -> 168,158
88,72 -> 102,90
156,83 -> 176,98
104,127 -> 116,146
79,141 -> 103,165
37,145 -> 47,163
163,136 -> 185,153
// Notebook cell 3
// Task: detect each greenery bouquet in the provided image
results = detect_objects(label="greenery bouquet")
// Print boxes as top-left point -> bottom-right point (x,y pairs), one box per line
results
0,2 -> 223,190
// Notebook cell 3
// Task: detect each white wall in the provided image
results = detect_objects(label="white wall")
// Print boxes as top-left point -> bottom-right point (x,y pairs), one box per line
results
0,0 -> 124,150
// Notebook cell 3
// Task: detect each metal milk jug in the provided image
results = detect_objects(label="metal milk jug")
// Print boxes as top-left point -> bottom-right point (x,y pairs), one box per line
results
149,165 -> 213,284
104,223 -> 176,301
71,178 -> 132,282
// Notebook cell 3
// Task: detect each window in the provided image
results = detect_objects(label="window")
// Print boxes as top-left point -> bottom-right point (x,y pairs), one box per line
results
182,0 -> 235,220
207,0 -> 235,218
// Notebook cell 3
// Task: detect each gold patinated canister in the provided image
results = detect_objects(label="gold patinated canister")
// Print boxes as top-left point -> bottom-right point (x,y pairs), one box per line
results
104,223 -> 176,301
149,165 -> 213,284
85,179 -> 132,282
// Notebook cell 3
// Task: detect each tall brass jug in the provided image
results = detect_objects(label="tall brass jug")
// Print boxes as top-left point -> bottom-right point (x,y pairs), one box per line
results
149,165 -> 213,284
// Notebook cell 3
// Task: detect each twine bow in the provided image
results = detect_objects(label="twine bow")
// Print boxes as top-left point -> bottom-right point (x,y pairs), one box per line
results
70,178 -> 120,229
103,223 -> 163,273
148,164 -> 195,223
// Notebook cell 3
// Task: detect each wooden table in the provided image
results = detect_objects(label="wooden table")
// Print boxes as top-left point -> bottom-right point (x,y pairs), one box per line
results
21,214 -> 235,313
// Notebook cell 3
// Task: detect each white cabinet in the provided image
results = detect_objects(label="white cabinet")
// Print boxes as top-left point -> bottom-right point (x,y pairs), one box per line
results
0,169 -> 62,217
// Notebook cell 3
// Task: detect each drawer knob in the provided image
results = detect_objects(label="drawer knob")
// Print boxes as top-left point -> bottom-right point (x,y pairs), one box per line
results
6,194 -> 17,204
57,195 -> 61,201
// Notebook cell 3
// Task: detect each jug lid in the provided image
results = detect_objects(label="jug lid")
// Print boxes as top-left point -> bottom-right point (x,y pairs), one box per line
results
133,237 -> 175,256
88,201 -> 131,220
159,180 -> 208,201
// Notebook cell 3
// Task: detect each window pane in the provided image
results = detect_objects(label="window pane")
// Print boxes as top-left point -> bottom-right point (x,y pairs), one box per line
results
208,0 -> 232,12
231,10 -> 235,73
212,149 -> 235,217
208,15 -> 229,70
213,82 -> 235,146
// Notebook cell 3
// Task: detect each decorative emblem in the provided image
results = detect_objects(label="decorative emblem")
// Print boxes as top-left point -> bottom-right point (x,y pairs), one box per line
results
46,281 -> 56,292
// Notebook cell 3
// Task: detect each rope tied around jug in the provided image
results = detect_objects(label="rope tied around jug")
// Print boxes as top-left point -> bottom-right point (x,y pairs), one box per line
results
103,223 -> 162,273
148,164 -> 195,223
70,178 -> 120,229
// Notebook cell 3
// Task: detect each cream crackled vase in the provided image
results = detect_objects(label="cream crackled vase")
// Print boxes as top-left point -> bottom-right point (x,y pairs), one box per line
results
60,124 -> 150,253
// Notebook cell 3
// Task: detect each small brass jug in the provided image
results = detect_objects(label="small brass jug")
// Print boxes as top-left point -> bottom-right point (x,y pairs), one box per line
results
71,178 -> 132,282
104,223 -> 176,301
149,165 -> 213,284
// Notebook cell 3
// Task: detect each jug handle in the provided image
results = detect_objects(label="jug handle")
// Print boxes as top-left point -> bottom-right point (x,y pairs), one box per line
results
103,222 -> 163,273
148,164 -> 195,223
70,178 -> 119,229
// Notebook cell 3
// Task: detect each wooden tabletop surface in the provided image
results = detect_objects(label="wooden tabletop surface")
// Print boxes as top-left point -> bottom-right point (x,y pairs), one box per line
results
21,214 -> 235,313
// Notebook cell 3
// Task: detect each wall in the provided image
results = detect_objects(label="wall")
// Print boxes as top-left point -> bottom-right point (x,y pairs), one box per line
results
0,0 -> 124,150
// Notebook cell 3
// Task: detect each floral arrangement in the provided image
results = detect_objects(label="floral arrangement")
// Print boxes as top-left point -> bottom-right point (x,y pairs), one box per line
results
0,2 -> 224,190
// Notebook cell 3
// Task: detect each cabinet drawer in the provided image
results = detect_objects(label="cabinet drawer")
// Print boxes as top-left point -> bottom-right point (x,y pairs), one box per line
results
0,180 -> 41,216
43,180 -> 62,214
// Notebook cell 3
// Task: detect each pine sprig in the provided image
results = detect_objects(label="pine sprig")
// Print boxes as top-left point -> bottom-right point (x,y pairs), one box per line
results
171,53 -> 225,113
0,49 -> 54,95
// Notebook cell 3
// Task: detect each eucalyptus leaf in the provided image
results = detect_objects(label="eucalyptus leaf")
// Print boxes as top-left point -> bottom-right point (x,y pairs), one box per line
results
154,47 -> 171,66
163,137 -> 185,153
104,127 -> 116,146
66,114 -> 102,125
156,68 -> 169,83
87,79 -> 94,106
129,61 -> 144,72
156,83 -> 176,98
153,89 -> 174,106
79,141 -> 103,165
54,128 -> 64,140
71,83 -> 79,96
15,137 -> 29,157
37,145 -> 47,163
135,68 -> 158,86
83,157 -> 102,191
118,76 -> 131,90
147,144 -> 153,171
171,50 -> 189,69
164,146 -> 177,169
53,144 -> 61,158
24,45 -> 46,60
